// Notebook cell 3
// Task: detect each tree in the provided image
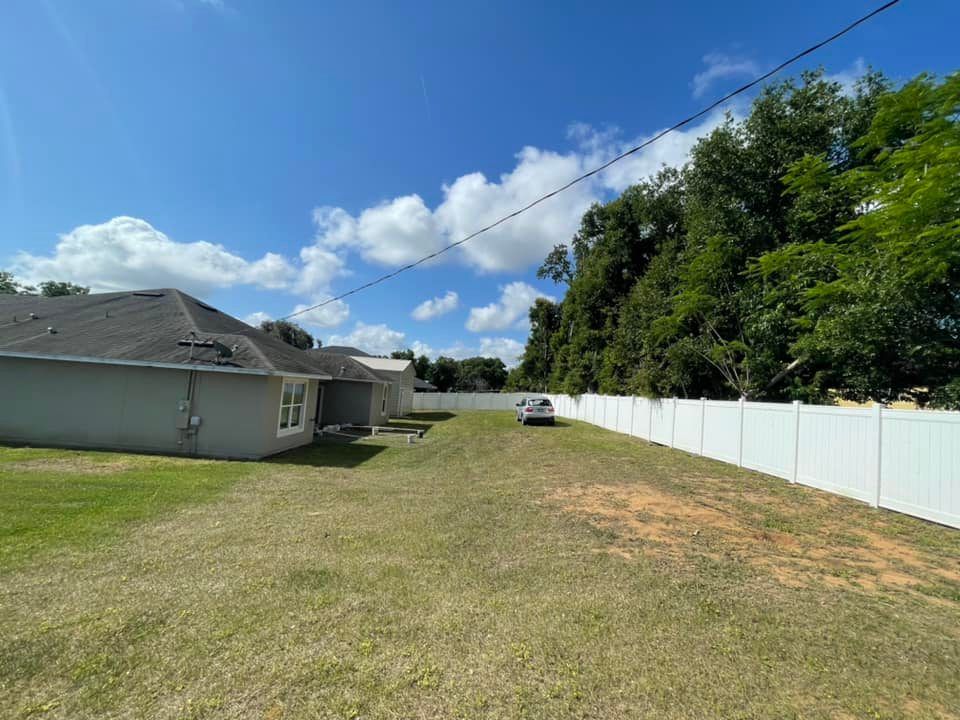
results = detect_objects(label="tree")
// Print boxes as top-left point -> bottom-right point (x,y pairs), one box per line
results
457,357 -> 507,392
510,298 -> 561,391
756,72 -> 960,407
259,319 -> 315,350
391,349 -> 415,361
38,281 -> 89,297
0,271 -> 35,295
413,354 -> 431,379
428,356 -> 459,393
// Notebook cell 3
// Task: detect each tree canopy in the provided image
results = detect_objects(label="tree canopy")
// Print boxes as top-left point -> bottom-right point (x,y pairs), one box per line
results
259,319 -> 316,350
508,70 -> 960,409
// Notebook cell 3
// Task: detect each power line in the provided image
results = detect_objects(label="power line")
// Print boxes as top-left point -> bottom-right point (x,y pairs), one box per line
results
283,0 -> 900,322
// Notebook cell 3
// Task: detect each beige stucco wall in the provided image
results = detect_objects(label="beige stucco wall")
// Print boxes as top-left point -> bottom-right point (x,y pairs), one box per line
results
319,379 -> 389,427
0,357 -> 318,459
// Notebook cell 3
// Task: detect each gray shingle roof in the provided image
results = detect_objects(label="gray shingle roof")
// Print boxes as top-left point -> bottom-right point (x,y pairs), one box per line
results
0,289 -> 332,378
320,345 -> 371,357
304,350 -> 384,383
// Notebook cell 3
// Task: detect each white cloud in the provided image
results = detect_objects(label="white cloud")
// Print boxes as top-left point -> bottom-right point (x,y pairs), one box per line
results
436,147 -> 597,273
326,321 -> 407,357
412,290 -> 459,321
244,311 -> 272,328
411,340 -> 434,358
309,116 -> 726,275
691,52 -> 760,99
312,195 -> 444,267
466,281 -> 554,333
290,299 -> 350,329
825,58 -> 867,96
479,337 -> 525,368
11,217 -> 299,296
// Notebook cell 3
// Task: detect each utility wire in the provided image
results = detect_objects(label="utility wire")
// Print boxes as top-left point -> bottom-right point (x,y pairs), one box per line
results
283,0 -> 900,321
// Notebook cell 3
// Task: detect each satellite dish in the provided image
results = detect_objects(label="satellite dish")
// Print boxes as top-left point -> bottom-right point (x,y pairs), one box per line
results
213,341 -> 233,359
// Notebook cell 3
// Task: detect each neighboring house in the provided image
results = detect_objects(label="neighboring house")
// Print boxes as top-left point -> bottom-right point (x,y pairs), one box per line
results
0,289 -> 377,459
317,347 -> 415,417
414,377 -> 437,392
305,350 -> 390,427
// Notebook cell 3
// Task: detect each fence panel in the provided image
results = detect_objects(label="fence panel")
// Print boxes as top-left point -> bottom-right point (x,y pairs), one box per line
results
615,396 -> 633,435
741,402 -> 795,481
701,400 -> 740,464
632,397 -> 651,440
674,400 -> 703,455
880,409 -> 960,527
649,399 -> 674,446
409,392 -> 960,529
797,405 -> 875,503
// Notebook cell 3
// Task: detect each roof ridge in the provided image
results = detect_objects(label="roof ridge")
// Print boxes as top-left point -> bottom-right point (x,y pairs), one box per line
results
243,335 -> 277,372
170,289 -> 200,334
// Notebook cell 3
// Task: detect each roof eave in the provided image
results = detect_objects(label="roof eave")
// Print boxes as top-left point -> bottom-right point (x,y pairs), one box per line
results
0,350 -> 333,381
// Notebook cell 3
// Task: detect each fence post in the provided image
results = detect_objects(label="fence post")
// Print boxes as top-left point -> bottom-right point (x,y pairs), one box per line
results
872,403 -> 883,508
791,400 -> 802,483
670,397 -> 678,449
699,398 -> 706,456
736,396 -> 745,468
648,398 -> 654,443
629,397 -> 636,437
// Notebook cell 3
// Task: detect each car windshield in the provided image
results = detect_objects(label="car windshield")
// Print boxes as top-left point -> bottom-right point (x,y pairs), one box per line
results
528,399 -> 552,407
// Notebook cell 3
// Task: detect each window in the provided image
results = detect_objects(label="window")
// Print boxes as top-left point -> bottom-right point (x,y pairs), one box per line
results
277,379 -> 307,436
381,383 -> 389,414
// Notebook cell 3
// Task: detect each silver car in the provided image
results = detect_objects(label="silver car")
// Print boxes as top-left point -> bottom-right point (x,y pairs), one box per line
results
515,397 -> 556,426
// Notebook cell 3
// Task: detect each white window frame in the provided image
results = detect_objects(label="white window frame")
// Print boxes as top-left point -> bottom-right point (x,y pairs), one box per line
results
381,383 -> 389,414
277,378 -> 308,437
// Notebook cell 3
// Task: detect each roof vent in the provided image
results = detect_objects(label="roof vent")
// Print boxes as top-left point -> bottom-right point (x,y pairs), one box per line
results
195,301 -> 218,312
132,291 -> 164,298
339,365 -> 346,376
47,327 -> 57,334
29,312 -> 37,320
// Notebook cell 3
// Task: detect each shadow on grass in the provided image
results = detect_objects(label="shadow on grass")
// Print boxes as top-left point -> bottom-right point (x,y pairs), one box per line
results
407,411 -> 456,422
519,419 -> 574,428
269,437 -> 387,469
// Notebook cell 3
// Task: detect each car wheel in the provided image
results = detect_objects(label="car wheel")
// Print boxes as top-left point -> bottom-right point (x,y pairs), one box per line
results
521,416 -> 526,426
549,418 -> 555,426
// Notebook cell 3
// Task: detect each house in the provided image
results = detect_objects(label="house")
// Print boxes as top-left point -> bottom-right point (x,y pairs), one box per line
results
316,347 -> 416,417
0,289 -> 385,459
305,350 -> 390,427
414,377 -> 437,392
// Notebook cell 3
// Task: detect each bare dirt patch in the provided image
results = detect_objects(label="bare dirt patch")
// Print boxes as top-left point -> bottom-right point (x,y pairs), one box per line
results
550,482 -> 960,600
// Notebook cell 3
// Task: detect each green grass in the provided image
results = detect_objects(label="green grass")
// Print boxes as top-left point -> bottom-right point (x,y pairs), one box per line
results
1,412 -> 959,719
0,448 -> 252,571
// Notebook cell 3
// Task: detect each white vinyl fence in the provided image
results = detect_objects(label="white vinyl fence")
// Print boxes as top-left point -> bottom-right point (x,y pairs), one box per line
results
412,392 -> 960,529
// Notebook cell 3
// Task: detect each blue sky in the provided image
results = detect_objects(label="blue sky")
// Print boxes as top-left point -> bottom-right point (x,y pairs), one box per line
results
1,0 -> 957,364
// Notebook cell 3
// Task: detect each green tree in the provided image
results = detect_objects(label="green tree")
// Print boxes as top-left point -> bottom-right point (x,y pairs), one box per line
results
259,319 -> 316,350
391,349 -> 415,361
0,271 -> 35,295
429,356 -> 459,393
756,72 -> 960,407
38,281 -> 89,297
510,298 -> 561,392
413,354 -> 431,379
456,357 -> 507,392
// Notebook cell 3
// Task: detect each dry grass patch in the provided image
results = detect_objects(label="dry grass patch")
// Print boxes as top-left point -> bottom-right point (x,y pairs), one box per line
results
550,479 -> 960,601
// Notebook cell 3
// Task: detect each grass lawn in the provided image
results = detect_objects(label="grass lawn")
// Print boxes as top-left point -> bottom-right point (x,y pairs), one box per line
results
1,411 -> 959,719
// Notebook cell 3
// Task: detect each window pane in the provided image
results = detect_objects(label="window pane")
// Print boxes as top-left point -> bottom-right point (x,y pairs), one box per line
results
280,406 -> 290,429
282,383 -> 294,405
292,383 -> 305,403
290,405 -> 301,427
